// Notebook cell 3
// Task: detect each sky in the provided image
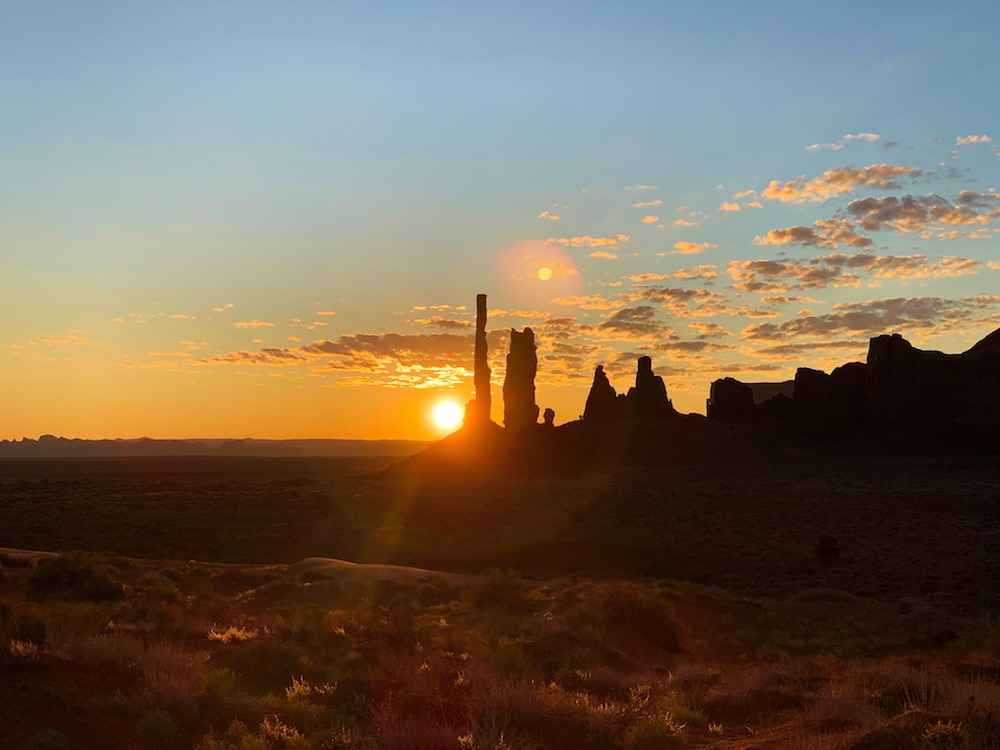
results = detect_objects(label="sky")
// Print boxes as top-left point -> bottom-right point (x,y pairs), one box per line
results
3,1 -> 1000,441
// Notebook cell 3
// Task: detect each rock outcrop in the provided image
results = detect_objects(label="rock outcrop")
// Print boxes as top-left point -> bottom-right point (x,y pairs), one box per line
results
867,331 -> 1000,425
583,358 -> 676,422
626,356 -> 675,418
583,365 -> 619,422
502,327 -> 539,430
706,377 -> 755,422
466,293 -> 492,425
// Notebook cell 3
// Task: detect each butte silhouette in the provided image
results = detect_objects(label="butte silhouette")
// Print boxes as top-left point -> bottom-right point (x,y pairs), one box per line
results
389,295 -> 1000,476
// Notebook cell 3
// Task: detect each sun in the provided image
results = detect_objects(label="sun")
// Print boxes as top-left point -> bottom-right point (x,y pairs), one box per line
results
432,401 -> 463,430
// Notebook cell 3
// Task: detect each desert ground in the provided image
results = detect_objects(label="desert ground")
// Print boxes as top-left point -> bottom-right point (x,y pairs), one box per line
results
1,454 -> 998,749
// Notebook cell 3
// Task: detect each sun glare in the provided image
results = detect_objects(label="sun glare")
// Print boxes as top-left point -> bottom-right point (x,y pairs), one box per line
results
537,266 -> 553,281
432,401 -> 463,430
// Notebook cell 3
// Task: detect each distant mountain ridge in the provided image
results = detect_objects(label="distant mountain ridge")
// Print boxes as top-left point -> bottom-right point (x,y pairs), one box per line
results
0,436 -> 430,458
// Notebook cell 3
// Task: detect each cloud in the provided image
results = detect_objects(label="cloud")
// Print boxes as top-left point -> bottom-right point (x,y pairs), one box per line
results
720,202 -> 741,212
844,133 -> 880,142
549,294 -> 625,310
688,322 -> 733,339
548,234 -> 629,248
847,192 -> 996,235
537,210 -> 561,221
596,306 -> 676,341
234,320 -> 275,328
673,219 -> 698,227
740,295 -> 1000,341
588,250 -> 619,260
673,265 -> 719,280
729,253 -> 981,293
806,133 -> 878,152
956,135 -> 991,145
316,310 -> 337,316
648,340 -> 736,359
761,164 -> 920,203
626,184 -> 660,191
642,215 -> 659,223
627,285 -> 733,317
415,316 -> 473,329
628,273 -> 674,282
748,340 -> 869,361
632,200 -> 663,208
671,241 -> 713,255
753,219 -> 872,249
805,142 -> 844,151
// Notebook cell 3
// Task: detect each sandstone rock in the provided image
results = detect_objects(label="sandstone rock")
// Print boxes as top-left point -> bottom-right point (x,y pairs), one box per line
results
503,327 -> 539,430
466,293 -> 492,425
583,365 -> 620,422
542,408 -> 555,427
707,377 -> 755,421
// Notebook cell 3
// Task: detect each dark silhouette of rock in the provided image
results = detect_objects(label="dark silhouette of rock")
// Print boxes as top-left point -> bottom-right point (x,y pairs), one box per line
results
583,365 -> 619,422
791,361 -> 868,432
867,330 -> 1000,426
542,408 -> 555,427
815,536 -> 840,562
466,293 -> 492,425
503,327 -> 539,430
626,355 -> 675,418
707,377 -> 755,422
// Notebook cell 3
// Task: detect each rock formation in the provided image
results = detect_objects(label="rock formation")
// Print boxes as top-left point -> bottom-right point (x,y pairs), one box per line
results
626,356 -> 674,418
706,377 -> 755,422
583,357 -> 676,422
502,327 -> 539,430
583,365 -> 619,422
465,293 -> 492,425
867,330 -> 1000,425
542,408 -> 555,427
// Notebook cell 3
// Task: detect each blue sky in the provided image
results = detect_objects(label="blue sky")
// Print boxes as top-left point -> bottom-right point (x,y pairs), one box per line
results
3,2 -> 999,439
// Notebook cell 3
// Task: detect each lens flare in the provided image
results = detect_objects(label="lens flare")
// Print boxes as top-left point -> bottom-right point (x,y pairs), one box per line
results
493,240 -> 582,310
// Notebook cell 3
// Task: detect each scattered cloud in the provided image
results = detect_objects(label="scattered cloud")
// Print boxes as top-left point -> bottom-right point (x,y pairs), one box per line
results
761,164 -> 919,203
673,265 -> 719,280
537,210 -> 561,221
674,219 -> 698,227
316,310 -> 337,316
753,219 -> 872,250
632,199 -> 663,208
642,215 -> 659,223
688,322 -> 733,339
956,134 -> 991,145
416,316 -> 473,329
588,250 -> 619,260
720,202 -> 741,212
234,320 -> 275,328
596,306 -> 676,341
549,294 -> 625,310
844,133 -> 880,142
847,192 -> 997,235
548,234 -> 629,248
805,142 -> 844,151
671,241 -> 713,255
625,184 -> 660,191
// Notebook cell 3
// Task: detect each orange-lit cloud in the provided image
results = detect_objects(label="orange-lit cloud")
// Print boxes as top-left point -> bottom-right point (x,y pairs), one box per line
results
547,234 -> 629,248
674,219 -> 698,227
753,219 -> 871,249
316,310 -> 337,316
537,210 -> 561,221
761,164 -> 919,203
549,294 -> 625,310
588,250 -> 619,260
956,134 -> 991,145
626,184 -> 660,190
632,199 -> 663,208
720,202 -> 741,212
642,215 -> 659,223
847,192 -> 997,234
416,316 -> 473,329
671,241 -> 713,255
234,320 -> 275,328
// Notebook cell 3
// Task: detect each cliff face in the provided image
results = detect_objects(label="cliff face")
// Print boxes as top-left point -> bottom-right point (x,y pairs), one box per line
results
866,332 -> 1000,425
706,328 -> 1000,430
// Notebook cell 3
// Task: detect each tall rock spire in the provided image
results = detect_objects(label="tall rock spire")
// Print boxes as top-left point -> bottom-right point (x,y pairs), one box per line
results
466,293 -> 492,425
503,327 -> 539,430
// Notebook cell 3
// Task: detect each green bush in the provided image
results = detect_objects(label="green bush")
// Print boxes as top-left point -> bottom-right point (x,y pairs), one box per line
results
138,709 -> 177,749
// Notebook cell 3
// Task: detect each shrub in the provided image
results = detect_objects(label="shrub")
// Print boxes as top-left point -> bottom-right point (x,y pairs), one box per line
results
622,716 -> 685,750
138,709 -> 178,749
467,570 -> 532,610
22,729 -> 70,750
27,553 -> 123,602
